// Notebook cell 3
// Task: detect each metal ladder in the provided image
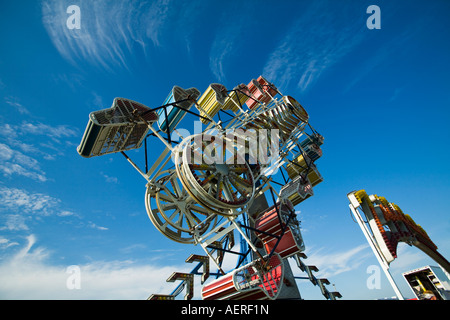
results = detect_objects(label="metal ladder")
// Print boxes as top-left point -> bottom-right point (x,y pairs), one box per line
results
148,253 -> 212,300
149,252 -> 342,300
293,252 -> 342,300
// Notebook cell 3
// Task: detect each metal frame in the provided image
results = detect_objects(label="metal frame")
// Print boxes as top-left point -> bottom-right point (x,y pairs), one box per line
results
80,76 -> 336,300
347,193 -> 404,300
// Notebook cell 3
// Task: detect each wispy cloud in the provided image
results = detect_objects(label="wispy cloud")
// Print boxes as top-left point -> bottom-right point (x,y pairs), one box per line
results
19,122 -> 78,142
0,143 -> 47,182
0,121 -> 78,143
4,97 -> 30,115
0,186 -> 101,232
1,215 -> 29,232
0,187 -> 63,217
209,32 -> 237,83
0,120 -> 78,181
0,237 -> 19,250
100,172 -> 118,184
389,243 -> 432,273
208,2 -> 253,83
87,221 -> 108,231
41,0 -> 177,71
294,244 -> 371,279
143,0 -> 172,47
344,29 -> 414,93
263,2 -> 366,92
0,235 -> 188,299
42,0 -> 129,70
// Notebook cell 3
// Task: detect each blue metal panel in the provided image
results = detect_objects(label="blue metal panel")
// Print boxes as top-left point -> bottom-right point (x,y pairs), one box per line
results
77,118 -> 101,158
157,86 -> 200,133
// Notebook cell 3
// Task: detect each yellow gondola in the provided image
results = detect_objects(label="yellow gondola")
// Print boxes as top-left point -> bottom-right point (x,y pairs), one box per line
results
222,84 -> 249,112
196,83 -> 227,124
285,154 -> 311,180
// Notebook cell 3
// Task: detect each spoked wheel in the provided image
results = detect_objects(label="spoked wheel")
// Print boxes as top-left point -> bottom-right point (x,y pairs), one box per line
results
145,170 -> 218,244
174,133 -> 256,216
282,96 -> 309,124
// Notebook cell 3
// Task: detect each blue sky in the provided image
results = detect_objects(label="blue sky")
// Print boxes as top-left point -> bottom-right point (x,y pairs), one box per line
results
0,0 -> 449,300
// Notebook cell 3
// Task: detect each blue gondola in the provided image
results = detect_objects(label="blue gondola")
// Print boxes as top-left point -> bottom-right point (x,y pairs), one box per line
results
157,86 -> 200,133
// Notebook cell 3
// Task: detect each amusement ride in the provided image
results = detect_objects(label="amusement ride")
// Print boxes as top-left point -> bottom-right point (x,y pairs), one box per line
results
77,75 -> 450,300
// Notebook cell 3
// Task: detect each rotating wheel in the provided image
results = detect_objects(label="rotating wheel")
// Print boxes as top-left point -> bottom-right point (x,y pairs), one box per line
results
282,96 -> 309,124
174,133 -> 256,216
145,170 -> 218,244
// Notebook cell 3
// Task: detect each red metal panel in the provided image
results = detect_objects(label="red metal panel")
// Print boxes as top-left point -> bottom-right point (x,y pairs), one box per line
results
246,76 -> 278,109
254,203 -> 303,258
258,257 -> 283,298
201,274 -> 235,300
263,229 -> 302,258
201,253 -> 284,300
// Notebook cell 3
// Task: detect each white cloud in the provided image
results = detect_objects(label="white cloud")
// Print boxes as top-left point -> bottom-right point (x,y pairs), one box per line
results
4,97 -> 30,115
0,163 -> 47,182
0,143 -> 47,182
43,0 -> 125,70
0,143 -> 14,160
0,120 -> 78,181
209,34 -> 235,82
101,172 -> 118,184
41,0 -> 176,71
208,22 -> 246,82
208,2 -> 253,83
389,243 -> 433,273
0,123 -> 17,138
58,210 -> 76,217
87,221 -> 109,231
0,186 -> 108,234
343,29 -> 414,93
143,0 -> 171,47
293,244 -> 372,279
91,92 -> 105,109
0,187 -> 83,232
263,2 -> 365,92
0,237 -> 19,249
119,244 -> 147,254
0,187 -> 60,216
19,122 -> 78,140
0,235 -> 189,299
0,119 -> 78,143
1,214 -> 29,231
